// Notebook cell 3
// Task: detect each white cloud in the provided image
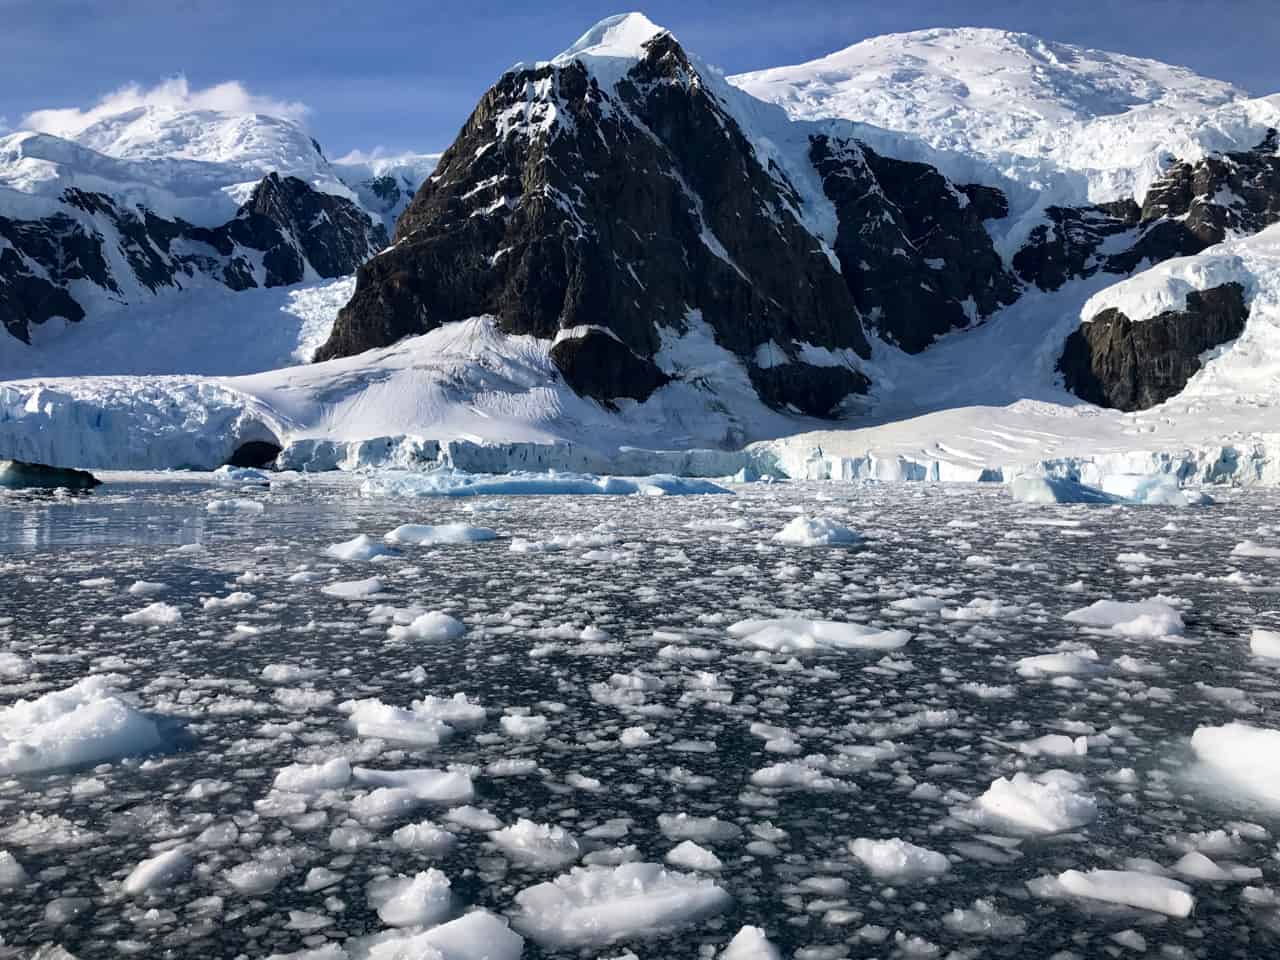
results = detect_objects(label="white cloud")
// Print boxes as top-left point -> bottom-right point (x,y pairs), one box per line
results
21,76 -> 310,138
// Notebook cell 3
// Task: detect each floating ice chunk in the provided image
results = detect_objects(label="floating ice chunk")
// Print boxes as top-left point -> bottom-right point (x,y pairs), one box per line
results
958,770 -> 1097,834
750,760 -> 849,792
341,699 -> 452,746
261,663 -> 322,683
720,925 -> 781,959
1016,648 -> 1102,677
388,611 -> 466,642
325,534 -> 395,561
225,849 -> 294,895
361,469 -> 730,499
666,840 -> 723,871
392,820 -> 457,855
0,676 -> 163,775
206,498 -> 265,515
201,591 -> 256,612
1231,541 -> 1280,559
273,758 -> 353,794
772,516 -> 860,546
445,806 -> 502,831
352,910 -> 523,960
213,466 -> 271,486
1190,723 -> 1280,806
123,848 -> 191,895
490,819 -> 581,870
0,850 -> 29,888
501,715 -> 548,739
510,862 -> 731,948
1016,734 -> 1089,757
657,813 -> 742,843
353,767 -> 475,804
619,727 -> 654,747
942,899 -> 1027,938
321,577 -> 385,599
1174,851 -> 1262,882
1009,476 -> 1119,505
126,580 -> 167,596
1028,869 -> 1194,918
0,652 -> 30,678
848,837 -> 950,880
1064,598 -> 1185,638
122,602 -> 182,625
728,618 -> 909,653
385,523 -> 498,545
1251,629 -> 1280,659
1100,474 -> 1189,506
368,869 -> 453,927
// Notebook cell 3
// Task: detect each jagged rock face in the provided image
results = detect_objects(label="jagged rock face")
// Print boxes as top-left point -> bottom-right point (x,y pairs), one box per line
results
0,175 -> 386,344
811,136 -> 1019,353
316,32 -> 873,414
1017,131 -> 1280,292
1058,282 -> 1249,411
548,329 -> 670,405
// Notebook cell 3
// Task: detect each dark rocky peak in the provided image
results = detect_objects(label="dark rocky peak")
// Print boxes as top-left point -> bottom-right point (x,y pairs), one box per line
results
317,19 -> 872,416
810,134 -> 1019,353
1017,131 -> 1280,292
1059,282 -> 1248,412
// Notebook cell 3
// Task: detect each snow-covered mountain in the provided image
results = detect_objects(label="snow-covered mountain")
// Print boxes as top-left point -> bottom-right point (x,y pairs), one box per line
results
730,27 -> 1280,210
2,14 -> 1280,482
0,94 -> 437,347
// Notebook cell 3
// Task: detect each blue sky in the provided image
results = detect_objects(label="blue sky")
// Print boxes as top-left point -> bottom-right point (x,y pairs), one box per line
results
3,0 -> 1276,157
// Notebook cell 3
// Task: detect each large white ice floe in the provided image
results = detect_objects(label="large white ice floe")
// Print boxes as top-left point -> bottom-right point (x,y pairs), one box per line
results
0,676 -> 162,775
1009,476 -> 1120,505
1028,869 -> 1195,918
848,837 -> 951,880
366,869 -> 453,927
728,618 -> 910,653
1064,598 -> 1186,638
771,516 -> 860,546
340,693 -> 485,748
1189,723 -> 1280,807
510,862 -> 732,948
956,770 -> 1098,834
489,819 -> 582,870
362,469 -> 730,498
384,523 -> 498,544
122,848 -> 192,895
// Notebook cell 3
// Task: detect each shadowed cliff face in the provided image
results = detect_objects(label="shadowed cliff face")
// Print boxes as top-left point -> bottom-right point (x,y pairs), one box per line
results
1058,282 -> 1249,412
1,174 -> 386,345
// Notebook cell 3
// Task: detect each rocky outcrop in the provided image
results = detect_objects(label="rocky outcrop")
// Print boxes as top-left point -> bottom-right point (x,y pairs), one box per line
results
548,329 -> 670,405
0,458 -> 100,490
811,136 -> 1019,352
0,175 -> 387,344
1017,131 -> 1280,292
1058,282 -> 1249,411
315,29 -> 874,415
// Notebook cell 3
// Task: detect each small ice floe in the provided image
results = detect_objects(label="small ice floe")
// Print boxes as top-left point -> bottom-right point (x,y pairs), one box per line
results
367,868 -> 453,927
122,848 -> 192,895
353,766 -> 475,804
719,925 -> 781,959
1189,723 -> 1280,806
941,899 -> 1027,938
340,692 -> 484,747
490,819 -> 581,870
1231,540 -> 1280,559
666,840 -> 723,872
201,592 -> 255,612
0,676 -> 162,775
1015,648 -> 1103,677
848,837 -> 950,880
273,758 -> 353,794
388,611 -> 467,642
728,618 -> 909,653
955,770 -> 1097,834
321,577 -> 385,599
212,466 -> 271,487
0,851 -> 29,888
1099,473 -> 1193,506
205,497 -> 265,515
385,523 -> 498,545
1027,869 -> 1194,918
772,516 -> 860,546
325,534 -> 395,561
121,602 -> 182,626
510,862 -> 731,948
1251,628 -> 1280,659
1064,598 -> 1185,638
